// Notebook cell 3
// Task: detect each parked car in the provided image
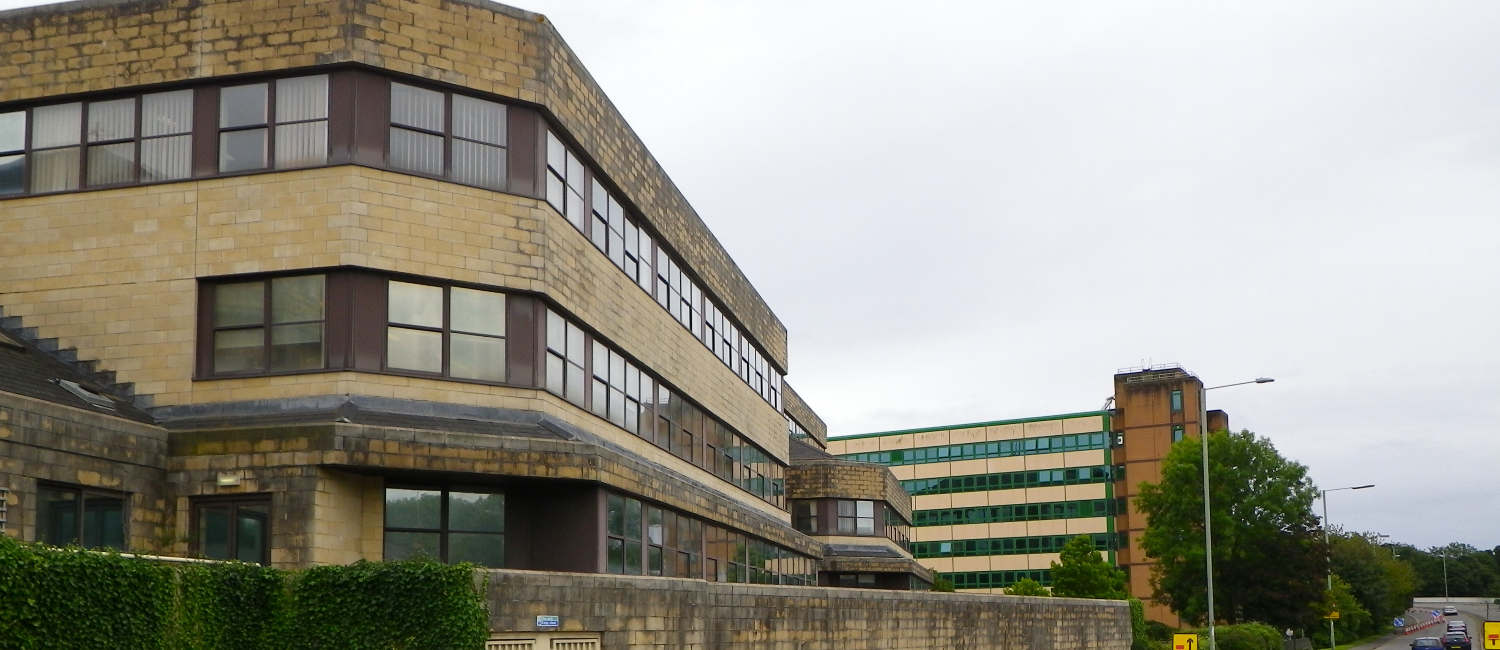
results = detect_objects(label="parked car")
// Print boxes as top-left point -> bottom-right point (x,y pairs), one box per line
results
1442,632 -> 1471,650
1444,606 -> 1459,616
1413,637 -> 1443,650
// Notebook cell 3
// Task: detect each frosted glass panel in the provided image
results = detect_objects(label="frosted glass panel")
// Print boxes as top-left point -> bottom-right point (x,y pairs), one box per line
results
387,327 -> 441,373
452,95 -> 505,145
33,103 -> 81,148
0,112 -> 24,152
387,281 -> 442,328
32,147 -> 79,192
450,287 -> 505,336
86,143 -> 134,186
449,333 -> 505,382
451,140 -> 504,190
142,90 -> 193,137
87,98 -> 135,142
220,84 -> 267,128
274,121 -> 327,169
390,83 -> 443,131
140,135 -> 191,182
275,75 -> 328,122
389,128 -> 442,175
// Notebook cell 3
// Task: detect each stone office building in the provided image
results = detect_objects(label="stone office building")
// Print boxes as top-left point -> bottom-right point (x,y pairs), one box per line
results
0,0 -> 1130,646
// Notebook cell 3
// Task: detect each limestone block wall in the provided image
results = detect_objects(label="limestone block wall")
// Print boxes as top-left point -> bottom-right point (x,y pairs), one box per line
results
0,392 -> 169,550
0,166 -> 787,462
0,0 -> 788,370
785,460 -> 911,522
485,568 -> 1131,650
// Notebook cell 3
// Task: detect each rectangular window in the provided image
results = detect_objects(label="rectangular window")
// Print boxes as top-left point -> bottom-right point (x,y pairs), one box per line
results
545,131 -> 586,231
1170,390 -> 1183,412
31,103 -> 82,192
386,281 -> 506,381
140,89 -> 194,182
545,309 -> 588,407
220,75 -> 328,173
1172,425 -> 1184,443
37,483 -> 125,550
390,83 -> 445,175
388,83 -> 508,189
0,111 -> 25,195
792,501 -> 817,534
590,341 -> 639,432
193,495 -> 270,565
836,500 -> 876,536
605,493 -> 644,575
383,487 -> 504,567
211,274 -> 326,375
85,97 -> 134,186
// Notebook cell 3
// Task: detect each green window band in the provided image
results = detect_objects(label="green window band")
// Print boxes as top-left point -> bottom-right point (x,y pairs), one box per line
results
900,465 -> 1115,497
912,498 -> 1126,527
911,533 -> 1113,559
939,569 -> 1052,589
838,432 -> 1107,467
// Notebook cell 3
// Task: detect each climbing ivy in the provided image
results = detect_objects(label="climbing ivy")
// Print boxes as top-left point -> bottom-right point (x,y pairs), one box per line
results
0,536 -> 488,650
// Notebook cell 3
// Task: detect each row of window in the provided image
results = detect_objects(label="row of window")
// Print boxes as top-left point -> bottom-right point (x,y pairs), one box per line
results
383,487 -> 505,567
605,493 -> 815,585
202,271 -> 785,509
1,68 -> 784,413
939,570 -> 1053,590
545,132 -> 783,412
35,483 -> 270,565
901,466 -> 1118,497
545,308 -> 785,508
788,498 -> 911,550
837,432 -> 1109,467
912,498 -> 1125,527
911,533 -> 1114,559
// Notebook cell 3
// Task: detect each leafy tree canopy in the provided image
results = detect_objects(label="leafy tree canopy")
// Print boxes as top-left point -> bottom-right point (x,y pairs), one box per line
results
1051,534 -> 1128,599
1136,429 -> 1324,629
1004,578 -> 1051,596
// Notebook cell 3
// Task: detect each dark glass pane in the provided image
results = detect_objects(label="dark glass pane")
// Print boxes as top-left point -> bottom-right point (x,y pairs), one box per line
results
0,154 -> 23,195
606,495 -> 624,536
81,494 -> 125,550
37,486 -> 78,546
384,488 -> 441,529
606,538 -> 624,574
219,128 -> 267,172
214,328 -> 265,373
235,503 -> 268,563
220,84 -> 268,128
624,540 -> 642,575
197,505 -> 231,560
447,491 -> 503,533
384,530 -> 441,561
648,546 -> 662,576
448,532 -> 504,567
624,498 -> 641,541
270,323 -> 323,371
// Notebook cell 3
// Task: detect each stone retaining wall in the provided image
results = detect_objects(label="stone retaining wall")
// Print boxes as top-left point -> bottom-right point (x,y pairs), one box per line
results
485,568 -> 1131,650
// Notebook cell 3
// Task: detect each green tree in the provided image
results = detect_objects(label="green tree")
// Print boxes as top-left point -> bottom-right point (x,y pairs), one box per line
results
1051,534 -> 1128,599
1004,578 -> 1051,596
1310,575 -> 1371,648
1136,429 -> 1324,629
1328,531 -> 1416,635
1396,543 -> 1500,597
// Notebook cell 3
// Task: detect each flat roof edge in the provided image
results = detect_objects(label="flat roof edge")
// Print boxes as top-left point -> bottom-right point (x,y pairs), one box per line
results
829,410 -> 1112,441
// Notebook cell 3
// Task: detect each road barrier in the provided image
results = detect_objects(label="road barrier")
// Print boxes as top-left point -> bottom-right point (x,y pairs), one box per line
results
1397,610 -> 1447,635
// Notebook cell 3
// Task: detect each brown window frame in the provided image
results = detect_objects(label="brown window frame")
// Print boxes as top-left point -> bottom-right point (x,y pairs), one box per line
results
200,273 -> 332,378
383,279 -> 510,383
386,80 -> 510,191
190,494 -> 272,566
216,74 -> 332,174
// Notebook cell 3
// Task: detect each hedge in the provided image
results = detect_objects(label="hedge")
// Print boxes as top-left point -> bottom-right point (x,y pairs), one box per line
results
0,536 -> 488,650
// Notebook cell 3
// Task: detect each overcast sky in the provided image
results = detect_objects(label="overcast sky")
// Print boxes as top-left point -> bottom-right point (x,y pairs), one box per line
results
4,0 -> 1496,550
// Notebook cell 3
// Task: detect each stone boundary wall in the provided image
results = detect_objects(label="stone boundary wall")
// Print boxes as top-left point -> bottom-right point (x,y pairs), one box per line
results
485,568 -> 1131,650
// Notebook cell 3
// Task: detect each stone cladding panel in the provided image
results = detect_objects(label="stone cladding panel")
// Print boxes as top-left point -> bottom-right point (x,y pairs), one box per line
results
785,460 -> 912,523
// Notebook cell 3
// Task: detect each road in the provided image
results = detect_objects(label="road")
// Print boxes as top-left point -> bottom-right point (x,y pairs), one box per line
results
1360,605 -> 1493,650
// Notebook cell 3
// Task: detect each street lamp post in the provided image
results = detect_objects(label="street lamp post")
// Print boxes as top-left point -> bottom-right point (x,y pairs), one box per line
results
1321,484 -> 1375,650
1441,553 -> 1449,601
1198,377 -> 1275,650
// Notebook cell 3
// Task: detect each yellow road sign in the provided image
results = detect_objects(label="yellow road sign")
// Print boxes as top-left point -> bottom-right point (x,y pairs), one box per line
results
1174,633 -> 1199,650
1482,621 -> 1499,650
1326,612 -> 1340,619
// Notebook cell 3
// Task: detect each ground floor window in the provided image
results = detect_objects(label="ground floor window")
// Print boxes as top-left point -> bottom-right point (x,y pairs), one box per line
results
834,573 -> 877,588
37,483 -> 126,550
384,487 -> 505,567
192,495 -> 270,564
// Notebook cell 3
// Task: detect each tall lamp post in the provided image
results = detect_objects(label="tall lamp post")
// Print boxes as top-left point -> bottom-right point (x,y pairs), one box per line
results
1199,377 -> 1275,650
1321,484 -> 1375,650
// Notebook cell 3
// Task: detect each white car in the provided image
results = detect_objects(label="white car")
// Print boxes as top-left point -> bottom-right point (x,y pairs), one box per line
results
1443,606 -> 1458,616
